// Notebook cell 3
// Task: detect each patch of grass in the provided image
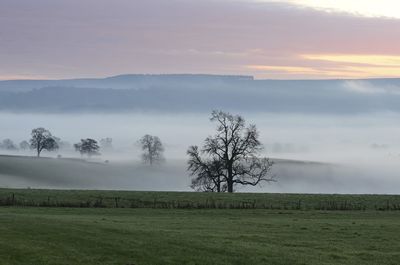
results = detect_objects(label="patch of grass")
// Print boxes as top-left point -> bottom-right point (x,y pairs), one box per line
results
0,208 -> 399,265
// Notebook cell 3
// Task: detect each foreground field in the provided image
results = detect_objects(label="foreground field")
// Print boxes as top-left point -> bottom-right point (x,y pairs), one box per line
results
0,207 -> 399,265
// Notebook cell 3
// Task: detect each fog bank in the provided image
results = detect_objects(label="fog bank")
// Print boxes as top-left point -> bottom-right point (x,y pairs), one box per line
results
0,156 -> 399,194
0,111 -> 399,194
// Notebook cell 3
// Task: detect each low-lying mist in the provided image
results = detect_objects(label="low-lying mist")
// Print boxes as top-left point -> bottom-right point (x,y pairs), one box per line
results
0,111 -> 399,194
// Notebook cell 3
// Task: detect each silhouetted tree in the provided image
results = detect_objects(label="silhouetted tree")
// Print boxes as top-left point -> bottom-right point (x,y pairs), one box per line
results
139,135 -> 164,165
30,128 -> 59,157
188,146 -> 226,192
74,138 -> 100,157
19,140 -> 30,150
187,110 -> 274,193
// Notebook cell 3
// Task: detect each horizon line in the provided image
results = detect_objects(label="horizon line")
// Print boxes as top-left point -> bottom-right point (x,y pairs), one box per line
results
1,73 -> 400,82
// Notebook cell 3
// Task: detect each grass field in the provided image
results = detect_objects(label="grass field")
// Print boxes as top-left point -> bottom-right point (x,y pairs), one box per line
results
1,207 -> 400,265
1,189 -> 400,264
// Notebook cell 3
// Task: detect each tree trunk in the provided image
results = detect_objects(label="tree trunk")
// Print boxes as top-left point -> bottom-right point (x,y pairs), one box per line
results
227,168 -> 233,192
227,180 -> 233,193
227,161 -> 234,193
148,146 -> 153,165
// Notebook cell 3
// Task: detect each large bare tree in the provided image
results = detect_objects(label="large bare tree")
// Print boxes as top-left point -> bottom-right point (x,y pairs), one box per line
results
187,146 -> 226,192
187,110 -> 274,193
139,134 -> 165,165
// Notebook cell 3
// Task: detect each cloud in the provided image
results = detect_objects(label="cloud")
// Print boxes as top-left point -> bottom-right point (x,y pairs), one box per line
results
272,0 -> 400,19
0,0 -> 399,79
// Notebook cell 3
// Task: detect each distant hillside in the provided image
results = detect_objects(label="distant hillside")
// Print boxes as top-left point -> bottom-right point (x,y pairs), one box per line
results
0,74 -> 400,113
0,74 -> 254,92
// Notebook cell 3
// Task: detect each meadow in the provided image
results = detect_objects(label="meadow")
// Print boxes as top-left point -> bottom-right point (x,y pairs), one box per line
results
0,189 -> 400,264
1,207 -> 400,265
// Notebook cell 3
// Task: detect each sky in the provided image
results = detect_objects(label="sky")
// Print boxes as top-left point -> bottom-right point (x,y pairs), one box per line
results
0,0 -> 399,80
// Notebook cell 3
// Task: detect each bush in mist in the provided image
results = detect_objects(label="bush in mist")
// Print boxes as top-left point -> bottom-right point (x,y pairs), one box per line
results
19,140 -> 30,150
30,128 -> 59,157
100,138 -> 113,151
187,110 -> 274,193
54,137 -> 72,151
0,139 -> 18,150
139,134 -> 165,165
74,138 -> 101,157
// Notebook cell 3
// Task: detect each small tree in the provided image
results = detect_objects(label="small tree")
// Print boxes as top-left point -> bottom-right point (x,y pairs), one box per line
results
30,128 -> 59,157
139,134 -> 164,165
187,110 -> 274,193
74,138 -> 100,157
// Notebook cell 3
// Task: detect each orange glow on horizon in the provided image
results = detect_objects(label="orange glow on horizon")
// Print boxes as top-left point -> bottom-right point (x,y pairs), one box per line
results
247,54 -> 400,79
302,54 -> 400,67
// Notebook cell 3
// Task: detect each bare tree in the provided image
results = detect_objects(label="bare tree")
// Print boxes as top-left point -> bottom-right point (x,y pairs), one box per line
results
139,134 -> 164,165
74,139 -> 100,157
187,110 -> 274,193
30,128 -> 59,157
187,146 -> 226,192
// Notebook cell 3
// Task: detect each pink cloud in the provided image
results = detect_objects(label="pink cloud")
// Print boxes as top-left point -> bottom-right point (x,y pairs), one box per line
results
0,0 -> 399,79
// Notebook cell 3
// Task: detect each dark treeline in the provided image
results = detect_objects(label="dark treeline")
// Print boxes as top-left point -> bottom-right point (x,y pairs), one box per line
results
1,189 -> 400,211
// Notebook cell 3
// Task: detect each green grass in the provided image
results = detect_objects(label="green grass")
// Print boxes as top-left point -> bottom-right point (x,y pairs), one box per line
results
0,207 -> 400,265
1,189 -> 400,264
1,188 -> 400,210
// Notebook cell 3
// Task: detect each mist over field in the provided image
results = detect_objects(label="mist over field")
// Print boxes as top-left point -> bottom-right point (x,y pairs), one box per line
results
0,75 -> 399,193
0,79 -> 400,195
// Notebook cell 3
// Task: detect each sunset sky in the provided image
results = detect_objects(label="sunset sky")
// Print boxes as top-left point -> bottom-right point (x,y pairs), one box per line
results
1,0 -> 399,80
